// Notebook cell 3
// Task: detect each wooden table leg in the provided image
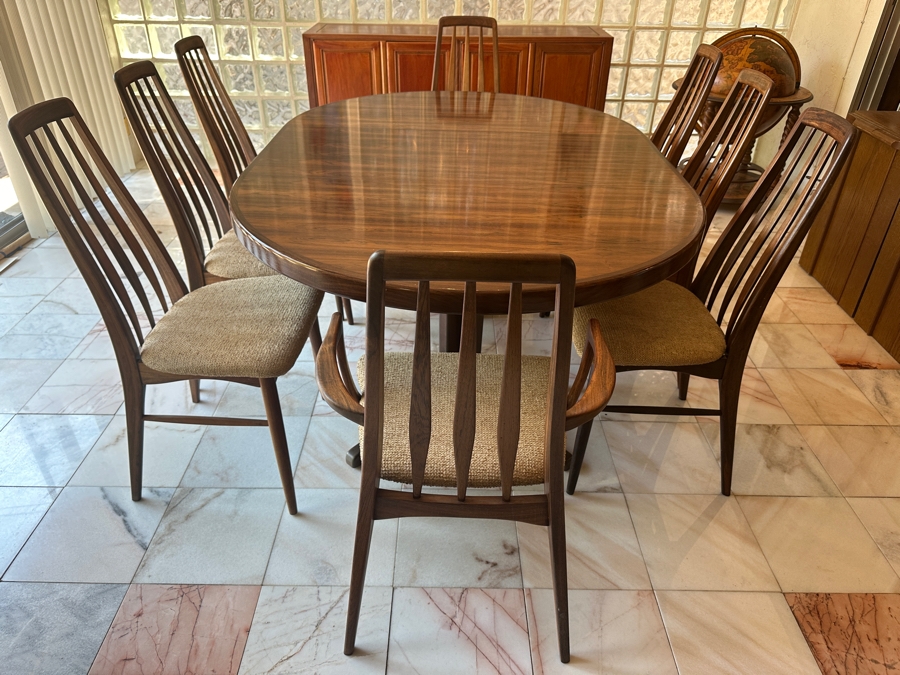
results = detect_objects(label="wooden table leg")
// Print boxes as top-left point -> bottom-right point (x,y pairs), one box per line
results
440,313 -> 484,352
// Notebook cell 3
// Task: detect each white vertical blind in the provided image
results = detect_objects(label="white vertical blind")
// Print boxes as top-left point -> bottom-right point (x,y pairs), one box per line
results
13,0 -> 133,175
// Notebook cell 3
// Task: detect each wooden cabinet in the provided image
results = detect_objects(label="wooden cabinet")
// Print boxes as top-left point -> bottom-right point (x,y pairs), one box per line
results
303,23 -> 612,109
801,111 -> 900,360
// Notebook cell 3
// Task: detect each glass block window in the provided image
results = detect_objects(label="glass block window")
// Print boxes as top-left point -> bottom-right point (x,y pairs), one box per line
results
104,0 -> 798,149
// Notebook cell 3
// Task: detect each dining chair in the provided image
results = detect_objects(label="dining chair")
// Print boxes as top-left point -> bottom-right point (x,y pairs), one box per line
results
651,44 -> 723,166
565,108 -> 857,497
315,251 -> 615,662
175,35 -> 355,324
431,16 -> 500,93
8,97 -> 324,515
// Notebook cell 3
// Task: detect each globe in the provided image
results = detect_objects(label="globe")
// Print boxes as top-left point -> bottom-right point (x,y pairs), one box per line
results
711,35 -> 798,99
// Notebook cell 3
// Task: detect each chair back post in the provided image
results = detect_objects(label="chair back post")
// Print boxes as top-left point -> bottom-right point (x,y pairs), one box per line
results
431,16 -> 500,93
7,98 -> 188,373
114,60 -> 231,291
651,44 -> 722,165
692,108 -> 857,368
682,68 -> 774,237
175,35 -> 257,188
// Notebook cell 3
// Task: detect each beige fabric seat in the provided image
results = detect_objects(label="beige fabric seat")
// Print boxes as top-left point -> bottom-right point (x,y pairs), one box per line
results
573,280 -> 726,367
141,275 -> 323,379
358,352 -> 555,487
204,230 -> 278,279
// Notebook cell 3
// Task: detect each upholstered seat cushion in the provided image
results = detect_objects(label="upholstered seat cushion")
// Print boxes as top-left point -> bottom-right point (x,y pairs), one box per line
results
204,230 -> 278,279
573,280 -> 726,367
357,352 -> 559,488
141,276 -> 323,379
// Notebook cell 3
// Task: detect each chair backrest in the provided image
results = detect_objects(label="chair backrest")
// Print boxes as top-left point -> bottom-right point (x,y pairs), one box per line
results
692,107 -> 857,358
115,60 -> 231,292
682,69 -> 774,236
431,16 -> 500,94
175,35 -> 256,188
8,98 -> 187,372
651,44 -> 722,166
364,251 -> 574,502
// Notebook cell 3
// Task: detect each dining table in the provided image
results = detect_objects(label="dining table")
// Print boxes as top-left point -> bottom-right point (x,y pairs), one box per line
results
230,90 -> 706,345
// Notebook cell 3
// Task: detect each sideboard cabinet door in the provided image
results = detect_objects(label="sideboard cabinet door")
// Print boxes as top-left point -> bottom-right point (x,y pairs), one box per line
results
308,40 -> 383,107
531,42 -> 610,110
385,41 -> 529,95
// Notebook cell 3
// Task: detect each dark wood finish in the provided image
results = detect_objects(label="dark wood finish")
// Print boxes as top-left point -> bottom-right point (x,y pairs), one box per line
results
314,250 -> 615,663
652,44 -> 722,166
7,98 -> 312,514
801,110 -> 900,363
230,92 -> 706,314
431,16 -> 499,94
302,23 -> 612,110
175,36 -> 256,189
567,108 -> 858,496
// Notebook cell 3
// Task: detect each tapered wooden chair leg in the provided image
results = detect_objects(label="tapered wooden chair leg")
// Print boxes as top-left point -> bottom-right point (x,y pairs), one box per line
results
566,418 -> 594,495
335,295 -> 345,321
124,382 -> 146,502
342,297 -> 355,325
718,376 -> 740,497
309,317 -> 323,358
260,378 -> 298,515
548,492 -> 570,663
345,491 -> 377,655
677,372 -> 690,401
189,378 -> 201,403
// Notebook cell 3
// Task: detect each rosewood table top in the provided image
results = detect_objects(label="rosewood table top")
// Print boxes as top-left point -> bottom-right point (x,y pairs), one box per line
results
230,91 -> 705,314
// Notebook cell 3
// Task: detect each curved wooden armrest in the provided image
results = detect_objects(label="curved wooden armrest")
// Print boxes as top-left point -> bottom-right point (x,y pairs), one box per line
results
565,318 -> 616,429
315,312 -> 365,424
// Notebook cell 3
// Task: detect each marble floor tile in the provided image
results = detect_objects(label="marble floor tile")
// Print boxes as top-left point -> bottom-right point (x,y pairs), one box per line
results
800,425 -> 900,497
739,496 -> 900,592
627,493 -> 779,591
0,332 -> 82,359
22,358 -> 123,415
387,587 -> 532,674
0,413 -> 110,487
394,516 -> 521,588
778,261 -> 823,288
4,486 -> 172,583
0,313 -> 22,337
750,324 -> 839,369
563,425 -> 621,493
240,586 -> 391,674
294,416 -> 363,488
808,323 -> 900,370
786,592 -> 900,675
264,488 -> 397,586
518,493 -> 650,590
846,369 -> 900,425
69,416 -> 204,488
29,278 -> 99,315
214,363 -> 319,418
0,278 -> 62,314
1,245 -> 77,278
700,423 -> 841,496
0,359 -> 61,413
0,582 -> 127,675
656,590 -> 821,674
526,589 -> 677,674
141,379 -> 228,417
778,287 -> 856,324
847,498 -> 900,577
91,584 -> 260,675
687,367 -> 794,425
179,416 -> 309,489
760,368 -> 888,426
0,486 -> 58,574
603,421 -> 722,494
68,322 -> 116,359
134,487 -> 285,585
7,312 -> 101,340
760,292 -> 802,323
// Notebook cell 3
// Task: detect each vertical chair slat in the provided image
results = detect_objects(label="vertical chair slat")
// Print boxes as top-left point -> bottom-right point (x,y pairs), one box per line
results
478,27 -> 485,93
409,280 -> 432,498
462,26 -> 471,92
497,282 -> 522,501
454,280 -> 478,501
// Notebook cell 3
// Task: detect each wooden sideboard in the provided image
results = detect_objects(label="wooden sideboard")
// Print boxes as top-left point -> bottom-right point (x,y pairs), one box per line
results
302,23 -> 613,110
801,111 -> 900,361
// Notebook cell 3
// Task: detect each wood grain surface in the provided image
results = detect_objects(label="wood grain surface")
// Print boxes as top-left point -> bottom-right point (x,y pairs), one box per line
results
230,91 -> 705,314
